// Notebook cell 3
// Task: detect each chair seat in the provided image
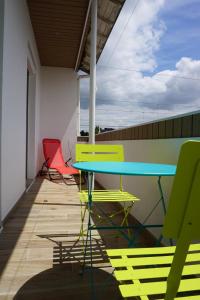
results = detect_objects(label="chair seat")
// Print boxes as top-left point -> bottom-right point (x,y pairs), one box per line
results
107,243 -> 200,299
55,165 -> 79,175
79,190 -> 140,202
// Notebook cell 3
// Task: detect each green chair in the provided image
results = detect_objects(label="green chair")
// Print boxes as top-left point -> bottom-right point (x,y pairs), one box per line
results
76,144 -> 140,244
107,140 -> 200,300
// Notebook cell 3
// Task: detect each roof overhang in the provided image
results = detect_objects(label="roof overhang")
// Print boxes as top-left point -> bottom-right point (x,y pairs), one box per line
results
27,0 -> 125,73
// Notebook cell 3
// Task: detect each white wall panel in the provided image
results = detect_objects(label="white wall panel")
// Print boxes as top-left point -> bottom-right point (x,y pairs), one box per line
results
39,67 -> 78,166
1,0 -> 40,220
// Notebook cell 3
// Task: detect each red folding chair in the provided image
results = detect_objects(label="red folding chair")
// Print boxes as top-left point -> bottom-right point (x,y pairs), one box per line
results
41,138 -> 79,185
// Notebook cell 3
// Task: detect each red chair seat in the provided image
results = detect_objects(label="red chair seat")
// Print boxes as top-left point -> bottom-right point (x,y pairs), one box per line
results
55,165 -> 79,175
42,138 -> 79,178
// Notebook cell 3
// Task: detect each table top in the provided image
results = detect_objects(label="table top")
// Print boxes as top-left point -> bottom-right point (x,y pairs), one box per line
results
73,161 -> 176,176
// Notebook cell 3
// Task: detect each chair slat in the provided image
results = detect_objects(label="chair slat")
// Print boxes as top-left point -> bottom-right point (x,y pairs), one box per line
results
119,278 -> 200,298
76,144 -> 124,162
107,243 -> 200,256
114,264 -> 200,280
110,252 -> 200,267
159,296 -> 200,300
80,190 -> 139,202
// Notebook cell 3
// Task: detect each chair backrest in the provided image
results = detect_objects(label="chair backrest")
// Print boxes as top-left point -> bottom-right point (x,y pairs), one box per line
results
162,141 -> 200,300
76,144 -> 124,162
43,138 -> 65,168
163,140 -> 200,241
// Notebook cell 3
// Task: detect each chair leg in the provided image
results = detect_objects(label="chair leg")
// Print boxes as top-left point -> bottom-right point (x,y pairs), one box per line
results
80,226 -> 90,275
121,202 -> 134,238
47,168 -> 52,181
39,162 -> 45,176
62,175 -> 77,185
80,204 -> 87,249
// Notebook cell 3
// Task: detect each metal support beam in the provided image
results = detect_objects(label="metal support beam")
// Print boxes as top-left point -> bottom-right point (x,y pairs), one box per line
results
89,0 -> 97,144
108,0 -> 123,6
97,31 -> 107,40
75,0 -> 92,72
98,14 -> 113,25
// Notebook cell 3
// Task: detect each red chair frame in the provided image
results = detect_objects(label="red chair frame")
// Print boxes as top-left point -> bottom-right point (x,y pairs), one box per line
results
41,138 -> 79,185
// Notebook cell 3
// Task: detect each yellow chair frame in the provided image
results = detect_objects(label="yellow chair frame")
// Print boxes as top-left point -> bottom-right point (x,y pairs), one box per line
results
107,140 -> 200,300
76,143 -> 140,244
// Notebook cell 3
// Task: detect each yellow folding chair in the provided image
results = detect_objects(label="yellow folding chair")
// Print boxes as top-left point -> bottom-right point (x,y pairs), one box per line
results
107,140 -> 200,300
76,144 -> 140,244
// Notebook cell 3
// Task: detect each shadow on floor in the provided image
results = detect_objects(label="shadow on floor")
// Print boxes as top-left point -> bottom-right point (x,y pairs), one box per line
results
11,232 -> 119,300
13,262 -> 120,300
0,179 -> 43,278
2,175 -> 156,299
38,233 -> 108,266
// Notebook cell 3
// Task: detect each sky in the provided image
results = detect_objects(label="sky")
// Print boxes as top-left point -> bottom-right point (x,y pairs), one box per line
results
80,0 -> 200,131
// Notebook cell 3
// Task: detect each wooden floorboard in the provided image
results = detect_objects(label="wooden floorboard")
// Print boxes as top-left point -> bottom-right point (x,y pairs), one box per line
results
0,178 -> 123,299
0,177 -> 155,299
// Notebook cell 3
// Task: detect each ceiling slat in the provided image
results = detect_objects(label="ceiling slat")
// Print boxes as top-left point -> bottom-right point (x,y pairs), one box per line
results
27,0 -> 125,70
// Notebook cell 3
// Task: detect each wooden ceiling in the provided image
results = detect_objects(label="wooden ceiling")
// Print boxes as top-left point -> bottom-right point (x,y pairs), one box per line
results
27,0 -> 90,68
27,0 -> 125,72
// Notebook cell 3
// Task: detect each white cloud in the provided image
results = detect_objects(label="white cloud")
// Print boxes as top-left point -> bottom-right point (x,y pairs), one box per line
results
80,0 -> 200,130
81,57 -> 200,129
100,0 -> 166,72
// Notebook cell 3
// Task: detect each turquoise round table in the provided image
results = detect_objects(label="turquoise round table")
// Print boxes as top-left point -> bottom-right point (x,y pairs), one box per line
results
73,161 -> 176,177
73,161 -> 176,277
73,161 -> 176,240
73,161 -> 176,223
73,161 -> 176,218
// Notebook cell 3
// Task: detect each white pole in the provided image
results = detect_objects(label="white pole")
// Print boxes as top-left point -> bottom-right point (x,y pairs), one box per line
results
77,77 -> 81,136
77,75 -> 89,137
89,0 -> 97,144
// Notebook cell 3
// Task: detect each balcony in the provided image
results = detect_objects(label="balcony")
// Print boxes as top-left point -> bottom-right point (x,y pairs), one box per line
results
0,111 -> 199,298
0,0 -> 199,299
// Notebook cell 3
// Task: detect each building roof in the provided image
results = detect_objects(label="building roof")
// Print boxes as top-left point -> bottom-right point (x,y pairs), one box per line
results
27,0 -> 125,72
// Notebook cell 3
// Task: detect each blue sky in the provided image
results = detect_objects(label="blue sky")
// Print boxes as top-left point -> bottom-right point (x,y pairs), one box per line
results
80,0 -> 200,130
155,0 -> 200,72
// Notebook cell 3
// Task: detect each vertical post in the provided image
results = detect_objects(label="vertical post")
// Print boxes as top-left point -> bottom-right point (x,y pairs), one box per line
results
77,77 -> 81,137
89,0 -> 97,144
77,74 -> 89,137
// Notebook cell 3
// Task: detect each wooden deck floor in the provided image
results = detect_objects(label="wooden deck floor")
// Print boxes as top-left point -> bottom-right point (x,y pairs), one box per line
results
0,177 -> 152,299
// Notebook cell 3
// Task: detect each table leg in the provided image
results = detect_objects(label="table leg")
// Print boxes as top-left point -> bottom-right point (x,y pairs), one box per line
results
88,172 -> 97,299
141,176 -> 165,225
130,176 -> 170,246
88,172 -> 93,270
158,176 -> 167,214
143,176 -> 173,245
80,172 -> 96,299
81,172 -> 93,270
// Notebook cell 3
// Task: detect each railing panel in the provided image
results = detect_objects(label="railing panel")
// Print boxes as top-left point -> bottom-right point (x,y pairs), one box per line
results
79,111 -> 200,242
93,112 -> 200,141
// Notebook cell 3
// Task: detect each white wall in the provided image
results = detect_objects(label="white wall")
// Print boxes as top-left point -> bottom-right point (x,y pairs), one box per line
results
96,138 -> 200,240
39,67 -> 79,166
1,0 -> 40,220
0,0 -> 4,227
